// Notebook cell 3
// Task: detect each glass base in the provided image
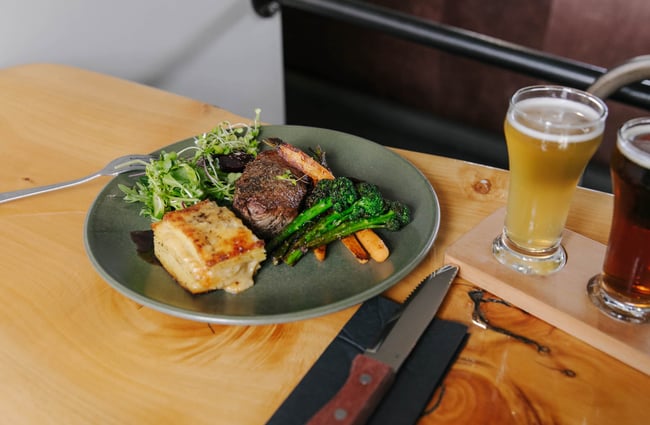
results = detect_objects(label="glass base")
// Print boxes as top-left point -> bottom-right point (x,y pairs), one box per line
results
492,233 -> 566,276
587,275 -> 650,324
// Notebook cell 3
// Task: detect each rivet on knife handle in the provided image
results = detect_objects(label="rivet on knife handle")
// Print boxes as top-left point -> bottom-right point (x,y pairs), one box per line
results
307,354 -> 395,425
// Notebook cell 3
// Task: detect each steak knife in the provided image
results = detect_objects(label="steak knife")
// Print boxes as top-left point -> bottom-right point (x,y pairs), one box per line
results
306,264 -> 459,425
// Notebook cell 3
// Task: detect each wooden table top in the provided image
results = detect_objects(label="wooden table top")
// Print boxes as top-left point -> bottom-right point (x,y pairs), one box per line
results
1,63 -> 647,425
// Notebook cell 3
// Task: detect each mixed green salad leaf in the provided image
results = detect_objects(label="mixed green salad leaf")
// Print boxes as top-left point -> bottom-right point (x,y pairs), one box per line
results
119,109 -> 261,220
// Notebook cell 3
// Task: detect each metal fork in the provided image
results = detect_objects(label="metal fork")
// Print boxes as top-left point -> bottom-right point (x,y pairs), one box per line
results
0,154 -> 153,204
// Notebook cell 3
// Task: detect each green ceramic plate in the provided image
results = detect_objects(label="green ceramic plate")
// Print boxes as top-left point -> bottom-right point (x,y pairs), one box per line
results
84,125 -> 440,324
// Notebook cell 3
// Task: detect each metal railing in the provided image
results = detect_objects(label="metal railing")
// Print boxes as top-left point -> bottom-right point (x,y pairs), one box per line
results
254,0 -> 650,110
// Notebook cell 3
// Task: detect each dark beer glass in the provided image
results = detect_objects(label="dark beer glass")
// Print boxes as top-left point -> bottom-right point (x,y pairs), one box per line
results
588,117 -> 650,323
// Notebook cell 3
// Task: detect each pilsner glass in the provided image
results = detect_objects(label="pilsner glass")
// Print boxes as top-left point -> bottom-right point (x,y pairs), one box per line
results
492,86 -> 607,275
588,117 -> 650,323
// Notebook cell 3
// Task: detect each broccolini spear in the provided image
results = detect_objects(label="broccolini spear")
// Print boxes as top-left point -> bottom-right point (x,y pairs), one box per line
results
267,138 -> 389,263
295,182 -> 385,247
279,180 -> 411,266
265,177 -> 358,255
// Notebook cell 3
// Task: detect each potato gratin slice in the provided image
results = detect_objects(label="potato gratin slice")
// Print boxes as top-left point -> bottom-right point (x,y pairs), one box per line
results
152,200 -> 266,294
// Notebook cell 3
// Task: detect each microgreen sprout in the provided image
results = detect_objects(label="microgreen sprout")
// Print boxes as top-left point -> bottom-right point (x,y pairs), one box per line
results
275,169 -> 309,186
193,108 -> 261,157
119,109 -> 262,220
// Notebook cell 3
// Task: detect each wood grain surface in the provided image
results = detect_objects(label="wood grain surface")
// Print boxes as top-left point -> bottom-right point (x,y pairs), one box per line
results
446,208 -> 650,375
0,64 -> 647,425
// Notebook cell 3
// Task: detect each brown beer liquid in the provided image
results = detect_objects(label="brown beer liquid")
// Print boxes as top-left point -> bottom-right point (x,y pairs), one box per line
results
601,138 -> 650,301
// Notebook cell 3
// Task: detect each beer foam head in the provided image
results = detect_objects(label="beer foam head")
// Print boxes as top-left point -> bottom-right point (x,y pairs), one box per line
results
508,97 -> 605,143
618,118 -> 650,169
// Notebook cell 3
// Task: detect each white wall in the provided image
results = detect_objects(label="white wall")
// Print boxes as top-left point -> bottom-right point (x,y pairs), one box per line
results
0,0 -> 285,124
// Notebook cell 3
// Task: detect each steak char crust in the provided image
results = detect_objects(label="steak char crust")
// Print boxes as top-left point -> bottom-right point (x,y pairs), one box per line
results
233,150 -> 309,239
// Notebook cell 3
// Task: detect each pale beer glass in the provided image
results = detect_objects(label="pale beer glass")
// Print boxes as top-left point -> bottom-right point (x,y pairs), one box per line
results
588,117 -> 650,323
492,86 -> 607,275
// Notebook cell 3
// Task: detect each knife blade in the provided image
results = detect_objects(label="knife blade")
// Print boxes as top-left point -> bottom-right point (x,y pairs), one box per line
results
306,264 -> 459,425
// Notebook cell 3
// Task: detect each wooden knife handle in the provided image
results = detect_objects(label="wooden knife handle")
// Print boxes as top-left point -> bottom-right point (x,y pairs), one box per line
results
307,354 -> 395,425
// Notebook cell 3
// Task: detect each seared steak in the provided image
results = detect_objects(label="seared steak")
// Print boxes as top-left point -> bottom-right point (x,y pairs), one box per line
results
233,150 -> 309,238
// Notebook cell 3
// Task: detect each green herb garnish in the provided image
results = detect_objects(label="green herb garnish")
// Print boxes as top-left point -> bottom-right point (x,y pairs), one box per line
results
275,169 -> 309,186
118,109 -> 261,220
